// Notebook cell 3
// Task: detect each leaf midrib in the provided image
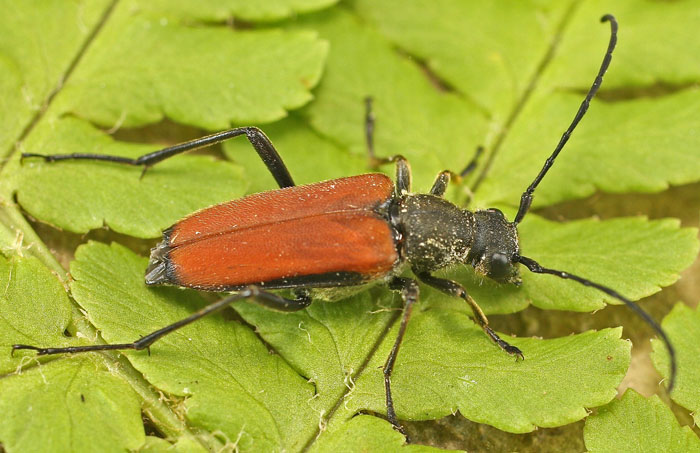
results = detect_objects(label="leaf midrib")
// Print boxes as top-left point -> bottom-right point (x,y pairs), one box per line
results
0,1 -> 118,170
471,0 -> 580,197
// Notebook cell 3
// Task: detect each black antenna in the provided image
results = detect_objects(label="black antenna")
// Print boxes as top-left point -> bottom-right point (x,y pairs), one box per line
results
516,254 -> 677,392
514,15 -> 618,225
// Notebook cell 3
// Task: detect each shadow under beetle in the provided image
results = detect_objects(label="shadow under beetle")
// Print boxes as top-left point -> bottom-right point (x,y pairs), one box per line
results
14,15 -> 676,436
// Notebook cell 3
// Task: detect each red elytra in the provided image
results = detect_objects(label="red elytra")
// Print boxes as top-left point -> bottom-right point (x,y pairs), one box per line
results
163,173 -> 399,290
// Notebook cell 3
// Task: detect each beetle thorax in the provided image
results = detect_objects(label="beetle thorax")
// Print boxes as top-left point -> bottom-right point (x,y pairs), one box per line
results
394,194 -> 475,273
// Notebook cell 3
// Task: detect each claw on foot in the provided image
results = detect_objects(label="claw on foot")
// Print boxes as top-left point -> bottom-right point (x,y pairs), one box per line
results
501,342 -> 524,360
390,422 -> 410,443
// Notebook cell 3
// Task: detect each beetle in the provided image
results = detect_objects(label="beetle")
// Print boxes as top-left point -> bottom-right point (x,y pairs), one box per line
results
14,15 -> 676,436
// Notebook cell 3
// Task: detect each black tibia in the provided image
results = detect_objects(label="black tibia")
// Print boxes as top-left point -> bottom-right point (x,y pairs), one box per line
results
362,96 -> 412,194
393,156 -> 411,195
429,171 -> 451,197
430,145 -> 484,197
417,273 -> 523,359
366,153 -> 412,195
364,96 -> 379,165
459,146 -> 484,178
12,286 -> 311,356
383,277 -> 420,437
21,126 -> 296,189
364,96 -> 401,170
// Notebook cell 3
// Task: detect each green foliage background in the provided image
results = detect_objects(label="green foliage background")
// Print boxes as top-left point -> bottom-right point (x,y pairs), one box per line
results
1,1 -> 699,452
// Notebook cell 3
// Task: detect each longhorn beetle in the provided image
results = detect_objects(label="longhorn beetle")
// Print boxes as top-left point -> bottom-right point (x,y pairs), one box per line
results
14,15 -> 676,436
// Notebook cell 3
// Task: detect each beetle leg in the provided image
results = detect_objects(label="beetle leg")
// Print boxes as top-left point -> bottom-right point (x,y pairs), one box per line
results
459,146 -> 484,179
393,156 -> 412,195
429,145 -> 484,197
12,286 -> 311,356
21,126 -> 295,188
363,96 -> 393,168
364,97 -> 480,197
429,171 -> 452,197
364,96 -> 378,165
383,277 -> 420,438
417,273 -> 523,359
362,97 -> 412,194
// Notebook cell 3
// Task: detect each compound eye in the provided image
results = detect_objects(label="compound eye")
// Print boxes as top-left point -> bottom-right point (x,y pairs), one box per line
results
486,208 -> 505,218
492,252 -> 509,265
489,252 -> 510,278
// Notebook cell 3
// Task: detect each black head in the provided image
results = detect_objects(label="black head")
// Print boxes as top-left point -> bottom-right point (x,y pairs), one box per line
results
468,208 -> 521,285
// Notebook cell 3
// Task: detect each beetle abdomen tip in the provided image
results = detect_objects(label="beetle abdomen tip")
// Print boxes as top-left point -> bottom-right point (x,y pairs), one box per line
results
145,239 -> 172,285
